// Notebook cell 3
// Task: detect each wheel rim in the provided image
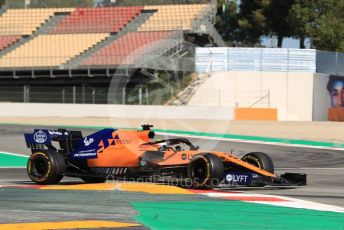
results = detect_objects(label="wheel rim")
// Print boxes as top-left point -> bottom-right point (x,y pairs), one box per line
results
32,157 -> 48,177
190,157 -> 209,184
243,156 -> 262,169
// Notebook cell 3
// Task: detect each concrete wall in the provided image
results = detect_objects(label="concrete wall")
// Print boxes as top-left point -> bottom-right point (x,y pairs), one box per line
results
0,72 -> 331,121
313,73 -> 331,121
189,71 -> 318,121
0,103 -> 234,120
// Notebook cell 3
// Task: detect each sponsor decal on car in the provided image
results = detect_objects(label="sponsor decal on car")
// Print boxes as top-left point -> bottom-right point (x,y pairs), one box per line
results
73,149 -> 97,158
181,153 -> 193,160
140,160 -> 147,167
48,130 -> 63,136
114,139 -> 132,145
33,130 -> 48,143
225,174 -> 248,183
224,172 -> 258,185
91,167 -> 128,175
84,137 -> 94,146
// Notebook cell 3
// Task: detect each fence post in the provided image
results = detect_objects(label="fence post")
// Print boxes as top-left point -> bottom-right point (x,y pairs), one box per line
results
62,89 -> 65,103
145,88 -> 149,105
23,85 -> 26,103
82,83 -> 85,104
26,85 -> 30,103
122,87 -> 126,105
139,87 -> 142,105
72,86 -> 76,104
92,89 -> 96,104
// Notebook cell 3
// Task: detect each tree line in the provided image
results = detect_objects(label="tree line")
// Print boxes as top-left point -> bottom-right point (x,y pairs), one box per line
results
216,0 -> 344,52
0,0 -> 206,8
1,0 -> 342,51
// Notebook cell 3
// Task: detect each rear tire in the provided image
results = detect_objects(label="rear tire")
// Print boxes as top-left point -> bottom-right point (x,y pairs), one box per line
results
27,150 -> 65,185
241,152 -> 274,173
188,153 -> 224,188
81,176 -> 107,183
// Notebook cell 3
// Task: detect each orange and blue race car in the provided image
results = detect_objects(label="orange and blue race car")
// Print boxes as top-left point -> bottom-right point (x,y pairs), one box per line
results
24,125 -> 306,188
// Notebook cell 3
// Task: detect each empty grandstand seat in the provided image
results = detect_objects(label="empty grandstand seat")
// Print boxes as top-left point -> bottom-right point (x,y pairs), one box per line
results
81,31 -> 176,66
138,4 -> 207,31
50,6 -> 143,34
0,33 -> 109,68
0,8 -> 74,35
0,5 -> 209,70
0,35 -> 21,50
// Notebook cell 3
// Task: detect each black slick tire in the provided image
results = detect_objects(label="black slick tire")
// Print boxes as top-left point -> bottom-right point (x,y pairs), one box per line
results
27,150 -> 66,185
188,153 -> 224,188
241,152 -> 274,173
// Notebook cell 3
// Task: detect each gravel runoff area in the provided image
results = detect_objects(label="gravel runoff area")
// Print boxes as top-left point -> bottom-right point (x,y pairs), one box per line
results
0,117 -> 343,143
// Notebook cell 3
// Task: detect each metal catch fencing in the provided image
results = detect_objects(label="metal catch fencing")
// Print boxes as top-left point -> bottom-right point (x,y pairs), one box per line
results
0,86 -> 108,104
0,85 -> 270,107
195,48 -> 317,73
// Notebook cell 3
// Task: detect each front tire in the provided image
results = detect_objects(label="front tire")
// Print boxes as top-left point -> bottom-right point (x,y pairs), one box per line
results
241,152 -> 274,173
241,152 -> 274,187
27,150 -> 66,185
188,153 -> 224,188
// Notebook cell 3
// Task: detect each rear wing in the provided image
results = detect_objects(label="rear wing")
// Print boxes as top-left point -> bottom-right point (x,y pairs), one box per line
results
24,129 -> 82,150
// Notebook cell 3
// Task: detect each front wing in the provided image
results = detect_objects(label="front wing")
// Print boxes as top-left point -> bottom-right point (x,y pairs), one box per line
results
222,172 -> 306,187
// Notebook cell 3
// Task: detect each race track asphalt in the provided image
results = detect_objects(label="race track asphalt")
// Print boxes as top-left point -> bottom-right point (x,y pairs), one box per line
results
0,124 -> 343,228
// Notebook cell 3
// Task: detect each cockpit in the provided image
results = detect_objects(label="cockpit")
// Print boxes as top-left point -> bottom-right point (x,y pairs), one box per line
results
142,138 -> 199,152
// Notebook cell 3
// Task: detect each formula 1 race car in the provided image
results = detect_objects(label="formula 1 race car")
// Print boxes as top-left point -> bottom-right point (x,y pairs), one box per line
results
24,125 -> 306,188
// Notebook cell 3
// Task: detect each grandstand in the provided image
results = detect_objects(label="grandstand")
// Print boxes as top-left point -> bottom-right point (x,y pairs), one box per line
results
0,2 -> 219,104
0,36 -> 21,50
0,34 -> 109,68
81,31 -> 180,66
138,4 -> 207,31
0,8 -> 74,35
0,4 -> 216,71
49,7 -> 144,34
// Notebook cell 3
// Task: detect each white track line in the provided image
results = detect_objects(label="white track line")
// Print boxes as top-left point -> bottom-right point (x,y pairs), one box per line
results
0,151 -> 28,158
157,132 -> 344,151
252,198 -> 344,213
0,166 -> 26,169
200,191 -> 344,213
